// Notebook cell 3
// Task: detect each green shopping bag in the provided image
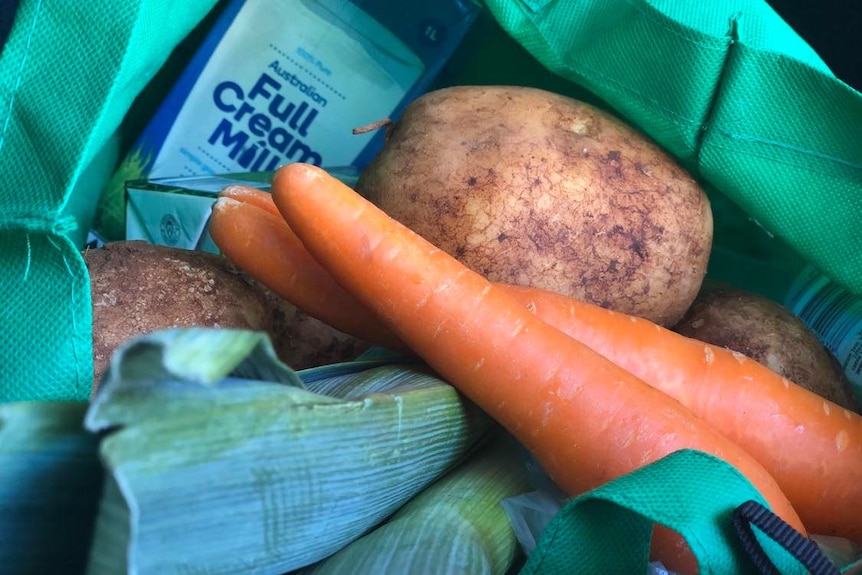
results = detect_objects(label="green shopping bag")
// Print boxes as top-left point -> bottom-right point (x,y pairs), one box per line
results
519,449 -> 860,574
0,1 -> 219,401
482,0 -> 862,297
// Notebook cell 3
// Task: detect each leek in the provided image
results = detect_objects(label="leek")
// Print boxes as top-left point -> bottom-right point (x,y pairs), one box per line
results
0,401 -> 101,573
84,327 -> 494,575
302,432 -> 532,575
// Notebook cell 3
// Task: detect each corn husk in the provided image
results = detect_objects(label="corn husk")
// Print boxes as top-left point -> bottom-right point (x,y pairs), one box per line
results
301,431 -> 532,575
84,327 -> 494,575
0,401 -> 102,573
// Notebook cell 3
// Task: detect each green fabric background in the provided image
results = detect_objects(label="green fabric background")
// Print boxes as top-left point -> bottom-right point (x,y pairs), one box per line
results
0,1 -> 219,401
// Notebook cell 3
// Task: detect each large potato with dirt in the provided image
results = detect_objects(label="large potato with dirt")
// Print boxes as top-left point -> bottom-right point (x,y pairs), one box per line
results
357,85 -> 713,326
673,285 -> 860,412
85,241 -> 369,388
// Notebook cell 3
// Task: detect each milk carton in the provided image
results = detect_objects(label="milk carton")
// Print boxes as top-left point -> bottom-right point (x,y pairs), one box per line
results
92,0 -> 481,242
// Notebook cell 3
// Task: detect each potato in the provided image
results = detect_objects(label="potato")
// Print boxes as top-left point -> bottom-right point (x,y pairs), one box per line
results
356,85 -> 713,326
85,241 -> 369,387
673,285 -> 860,412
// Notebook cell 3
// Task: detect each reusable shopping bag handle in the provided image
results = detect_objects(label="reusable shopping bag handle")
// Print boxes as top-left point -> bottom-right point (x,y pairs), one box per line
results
519,449 -> 843,574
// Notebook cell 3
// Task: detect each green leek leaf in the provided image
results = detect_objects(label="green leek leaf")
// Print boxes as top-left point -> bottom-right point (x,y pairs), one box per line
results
302,432 -> 532,575
86,327 -> 307,432
0,401 -> 102,573
84,327 -> 493,575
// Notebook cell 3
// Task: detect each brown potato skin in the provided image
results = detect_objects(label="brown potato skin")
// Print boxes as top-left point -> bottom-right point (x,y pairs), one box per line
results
85,241 -> 369,389
357,85 -> 713,326
673,286 -> 860,412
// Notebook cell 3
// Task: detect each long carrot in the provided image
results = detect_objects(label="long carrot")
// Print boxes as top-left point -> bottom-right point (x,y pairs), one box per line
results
211,185 -> 415,352
264,162 -> 806,573
211,184 -> 862,543
503,284 -> 862,543
208,188 -> 406,351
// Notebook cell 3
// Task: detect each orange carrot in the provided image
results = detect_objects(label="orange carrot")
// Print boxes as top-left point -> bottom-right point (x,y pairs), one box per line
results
211,183 -> 862,543
267,162 -> 806,573
212,186 -> 408,349
218,184 -> 280,215
208,189 -> 406,351
502,284 -> 862,543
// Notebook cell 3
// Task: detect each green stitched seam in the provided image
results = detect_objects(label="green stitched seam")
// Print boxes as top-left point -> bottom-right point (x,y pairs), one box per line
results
714,131 -> 862,171
706,139 -> 862,176
693,12 -> 740,162
23,232 -> 31,281
622,0 -> 731,50
0,0 -> 44,155
47,233 -> 90,399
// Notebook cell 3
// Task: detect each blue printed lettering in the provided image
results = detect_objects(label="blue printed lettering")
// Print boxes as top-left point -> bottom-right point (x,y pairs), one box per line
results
208,70 -> 324,167
248,113 -> 272,137
213,81 -> 243,113
207,118 -> 249,160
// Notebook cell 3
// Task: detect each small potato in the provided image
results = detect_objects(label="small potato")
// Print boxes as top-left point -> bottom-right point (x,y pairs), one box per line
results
673,286 -> 860,412
85,241 -> 369,388
357,85 -> 713,325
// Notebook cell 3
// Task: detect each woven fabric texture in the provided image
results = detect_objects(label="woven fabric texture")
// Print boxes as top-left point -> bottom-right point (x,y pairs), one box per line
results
0,0 -> 218,400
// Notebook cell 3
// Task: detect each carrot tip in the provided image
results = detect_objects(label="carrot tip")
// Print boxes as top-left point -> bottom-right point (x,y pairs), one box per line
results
212,196 -> 241,210
219,185 -> 258,199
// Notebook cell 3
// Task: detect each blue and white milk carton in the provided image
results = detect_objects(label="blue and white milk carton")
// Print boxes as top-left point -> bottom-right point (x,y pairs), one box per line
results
95,0 -> 481,244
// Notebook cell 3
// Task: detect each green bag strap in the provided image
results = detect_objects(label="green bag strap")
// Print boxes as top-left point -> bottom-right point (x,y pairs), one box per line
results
518,449 -> 811,575
0,0 -> 218,400
483,0 -> 862,296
